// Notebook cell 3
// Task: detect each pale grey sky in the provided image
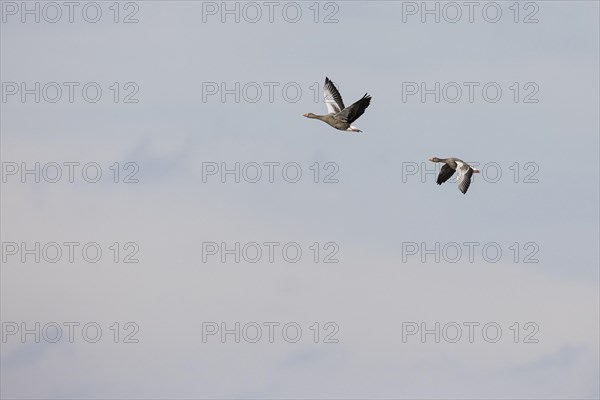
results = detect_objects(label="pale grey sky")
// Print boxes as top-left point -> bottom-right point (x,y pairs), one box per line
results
1,1 -> 599,398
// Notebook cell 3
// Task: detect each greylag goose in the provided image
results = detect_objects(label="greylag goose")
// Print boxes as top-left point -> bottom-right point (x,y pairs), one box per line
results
303,77 -> 371,132
428,157 -> 480,194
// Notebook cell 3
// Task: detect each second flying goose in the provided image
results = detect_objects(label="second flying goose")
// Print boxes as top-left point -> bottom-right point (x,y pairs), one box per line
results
428,157 -> 480,194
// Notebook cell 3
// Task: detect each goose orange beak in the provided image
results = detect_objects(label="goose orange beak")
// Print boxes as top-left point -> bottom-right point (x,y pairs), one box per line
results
303,113 -> 309,117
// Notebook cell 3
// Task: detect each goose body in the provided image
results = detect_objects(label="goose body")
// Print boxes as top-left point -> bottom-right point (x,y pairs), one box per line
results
304,77 -> 371,132
428,157 -> 480,194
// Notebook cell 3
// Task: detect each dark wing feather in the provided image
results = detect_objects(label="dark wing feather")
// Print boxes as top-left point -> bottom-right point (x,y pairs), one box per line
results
337,94 -> 371,123
324,77 -> 345,111
437,164 -> 456,185
457,167 -> 474,194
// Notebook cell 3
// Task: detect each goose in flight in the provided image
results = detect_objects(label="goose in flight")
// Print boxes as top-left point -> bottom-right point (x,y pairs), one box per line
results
428,157 -> 480,194
303,77 -> 371,132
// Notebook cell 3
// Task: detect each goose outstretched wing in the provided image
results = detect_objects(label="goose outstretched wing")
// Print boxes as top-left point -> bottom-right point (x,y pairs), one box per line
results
455,161 -> 474,194
437,164 -> 456,185
336,94 -> 371,123
324,77 -> 345,114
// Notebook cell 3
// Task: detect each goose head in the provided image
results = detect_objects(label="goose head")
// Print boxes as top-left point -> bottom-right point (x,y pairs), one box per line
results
428,157 -> 441,162
303,113 -> 317,118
